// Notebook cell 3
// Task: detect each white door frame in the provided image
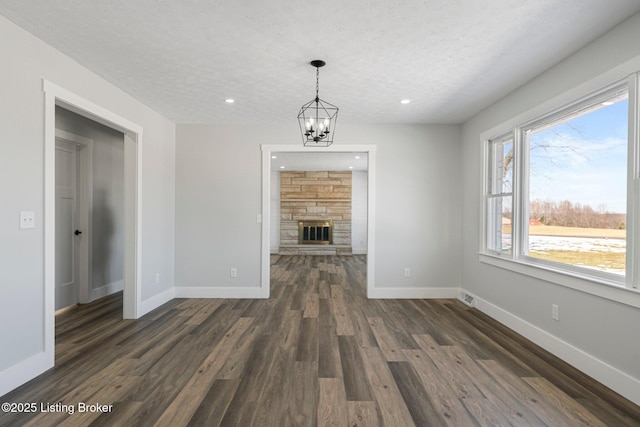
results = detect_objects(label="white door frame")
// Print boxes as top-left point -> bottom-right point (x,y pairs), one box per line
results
44,80 -> 143,367
260,144 -> 377,298
55,129 -> 94,305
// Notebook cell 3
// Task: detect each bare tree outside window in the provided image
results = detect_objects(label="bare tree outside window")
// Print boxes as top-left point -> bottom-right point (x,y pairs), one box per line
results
524,95 -> 628,274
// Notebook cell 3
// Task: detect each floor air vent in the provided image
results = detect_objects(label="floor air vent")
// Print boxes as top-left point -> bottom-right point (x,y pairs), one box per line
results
458,292 -> 475,307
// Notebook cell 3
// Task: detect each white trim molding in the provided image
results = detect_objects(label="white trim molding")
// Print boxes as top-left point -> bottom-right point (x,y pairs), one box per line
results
139,287 -> 176,318
368,287 -> 458,299
479,254 -> 640,309
0,352 -> 52,397
467,289 -> 640,406
90,280 -> 124,302
174,286 -> 264,299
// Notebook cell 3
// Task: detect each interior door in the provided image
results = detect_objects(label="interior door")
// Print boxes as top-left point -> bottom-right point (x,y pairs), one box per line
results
55,140 -> 79,310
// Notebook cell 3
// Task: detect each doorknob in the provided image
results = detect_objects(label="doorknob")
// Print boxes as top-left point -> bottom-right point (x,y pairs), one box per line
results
74,230 -> 82,236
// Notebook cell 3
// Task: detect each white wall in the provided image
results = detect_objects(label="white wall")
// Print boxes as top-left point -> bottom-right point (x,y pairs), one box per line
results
175,123 -> 462,295
270,170 -> 280,253
372,125 -> 461,292
352,170 -> 368,254
0,15 -> 176,394
461,12 -> 640,403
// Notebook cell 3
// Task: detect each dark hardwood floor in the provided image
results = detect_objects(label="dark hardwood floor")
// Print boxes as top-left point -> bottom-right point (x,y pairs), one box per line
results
1,255 -> 639,426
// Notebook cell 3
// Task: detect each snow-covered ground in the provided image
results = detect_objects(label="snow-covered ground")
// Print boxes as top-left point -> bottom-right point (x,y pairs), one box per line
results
528,235 -> 626,253
500,235 -> 626,274
528,235 -> 625,274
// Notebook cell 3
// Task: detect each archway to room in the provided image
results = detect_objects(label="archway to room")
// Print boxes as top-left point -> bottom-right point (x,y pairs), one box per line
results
260,145 -> 376,298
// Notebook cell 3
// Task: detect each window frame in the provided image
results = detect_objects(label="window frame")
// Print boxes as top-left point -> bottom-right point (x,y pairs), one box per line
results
480,73 -> 640,307
485,133 -> 515,255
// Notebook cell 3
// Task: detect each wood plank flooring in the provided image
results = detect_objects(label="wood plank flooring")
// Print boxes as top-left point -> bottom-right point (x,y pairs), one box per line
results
2,255 -> 640,426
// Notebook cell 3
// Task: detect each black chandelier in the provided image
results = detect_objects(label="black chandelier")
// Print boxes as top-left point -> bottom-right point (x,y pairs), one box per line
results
298,60 -> 338,147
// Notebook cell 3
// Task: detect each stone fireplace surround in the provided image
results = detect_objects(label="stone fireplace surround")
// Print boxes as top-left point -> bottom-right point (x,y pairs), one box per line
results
279,171 -> 352,255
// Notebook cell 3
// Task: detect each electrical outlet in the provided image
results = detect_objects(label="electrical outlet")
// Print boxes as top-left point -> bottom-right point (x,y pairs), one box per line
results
20,211 -> 35,229
404,267 -> 411,278
552,304 -> 559,321
230,268 -> 238,278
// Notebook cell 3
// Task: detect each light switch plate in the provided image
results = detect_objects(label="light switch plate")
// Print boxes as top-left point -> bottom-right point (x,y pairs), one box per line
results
20,211 -> 35,229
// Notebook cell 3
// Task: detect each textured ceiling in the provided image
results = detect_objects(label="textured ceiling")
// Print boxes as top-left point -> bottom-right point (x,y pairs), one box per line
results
1,1 -> 639,125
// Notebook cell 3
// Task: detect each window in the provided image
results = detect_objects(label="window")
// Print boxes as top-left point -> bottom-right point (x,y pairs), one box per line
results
482,79 -> 638,288
525,92 -> 628,276
486,134 -> 514,254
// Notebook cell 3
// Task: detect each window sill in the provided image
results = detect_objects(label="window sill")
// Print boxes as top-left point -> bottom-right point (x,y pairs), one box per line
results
478,252 -> 640,309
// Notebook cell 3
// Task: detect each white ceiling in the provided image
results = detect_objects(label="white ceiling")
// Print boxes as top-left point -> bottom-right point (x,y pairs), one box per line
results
1,1 -> 639,125
271,152 -> 368,171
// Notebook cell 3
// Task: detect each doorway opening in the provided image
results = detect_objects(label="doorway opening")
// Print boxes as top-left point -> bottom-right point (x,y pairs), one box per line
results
260,145 -> 376,298
44,80 -> 143,368
54,109 -> 126,311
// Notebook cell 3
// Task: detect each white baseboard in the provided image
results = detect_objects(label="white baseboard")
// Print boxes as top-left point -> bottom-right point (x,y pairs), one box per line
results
468,290 -> 640,406
368,287 -> 458,299
352,247 -> 368,255
138,287 -> 176,317
175,286 -> 267,299
90,279 -> 123,301
0,351 -> 52,398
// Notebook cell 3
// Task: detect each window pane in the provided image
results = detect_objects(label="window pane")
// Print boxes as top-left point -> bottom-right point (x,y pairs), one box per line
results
487,195 -> 512,254
490,138 -> 513,195
526,94 -> 627,275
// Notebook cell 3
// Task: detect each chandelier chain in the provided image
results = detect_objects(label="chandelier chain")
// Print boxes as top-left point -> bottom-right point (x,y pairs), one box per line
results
316,67 -> 320,100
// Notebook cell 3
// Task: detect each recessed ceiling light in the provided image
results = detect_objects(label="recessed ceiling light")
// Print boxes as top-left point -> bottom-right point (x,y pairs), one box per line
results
349,166 -> 354,169
355,156 -> 360,159
280,166 -> 285,169
271,155 -> 277,159
225,98 -> 235,104
601,101 -> 614,106
400,99 -> 411,104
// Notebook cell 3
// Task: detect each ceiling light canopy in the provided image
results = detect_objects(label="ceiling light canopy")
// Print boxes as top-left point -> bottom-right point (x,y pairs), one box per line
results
298,60 -> 338,147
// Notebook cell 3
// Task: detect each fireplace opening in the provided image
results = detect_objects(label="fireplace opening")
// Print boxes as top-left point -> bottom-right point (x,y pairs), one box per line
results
299,220 -> 333,245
